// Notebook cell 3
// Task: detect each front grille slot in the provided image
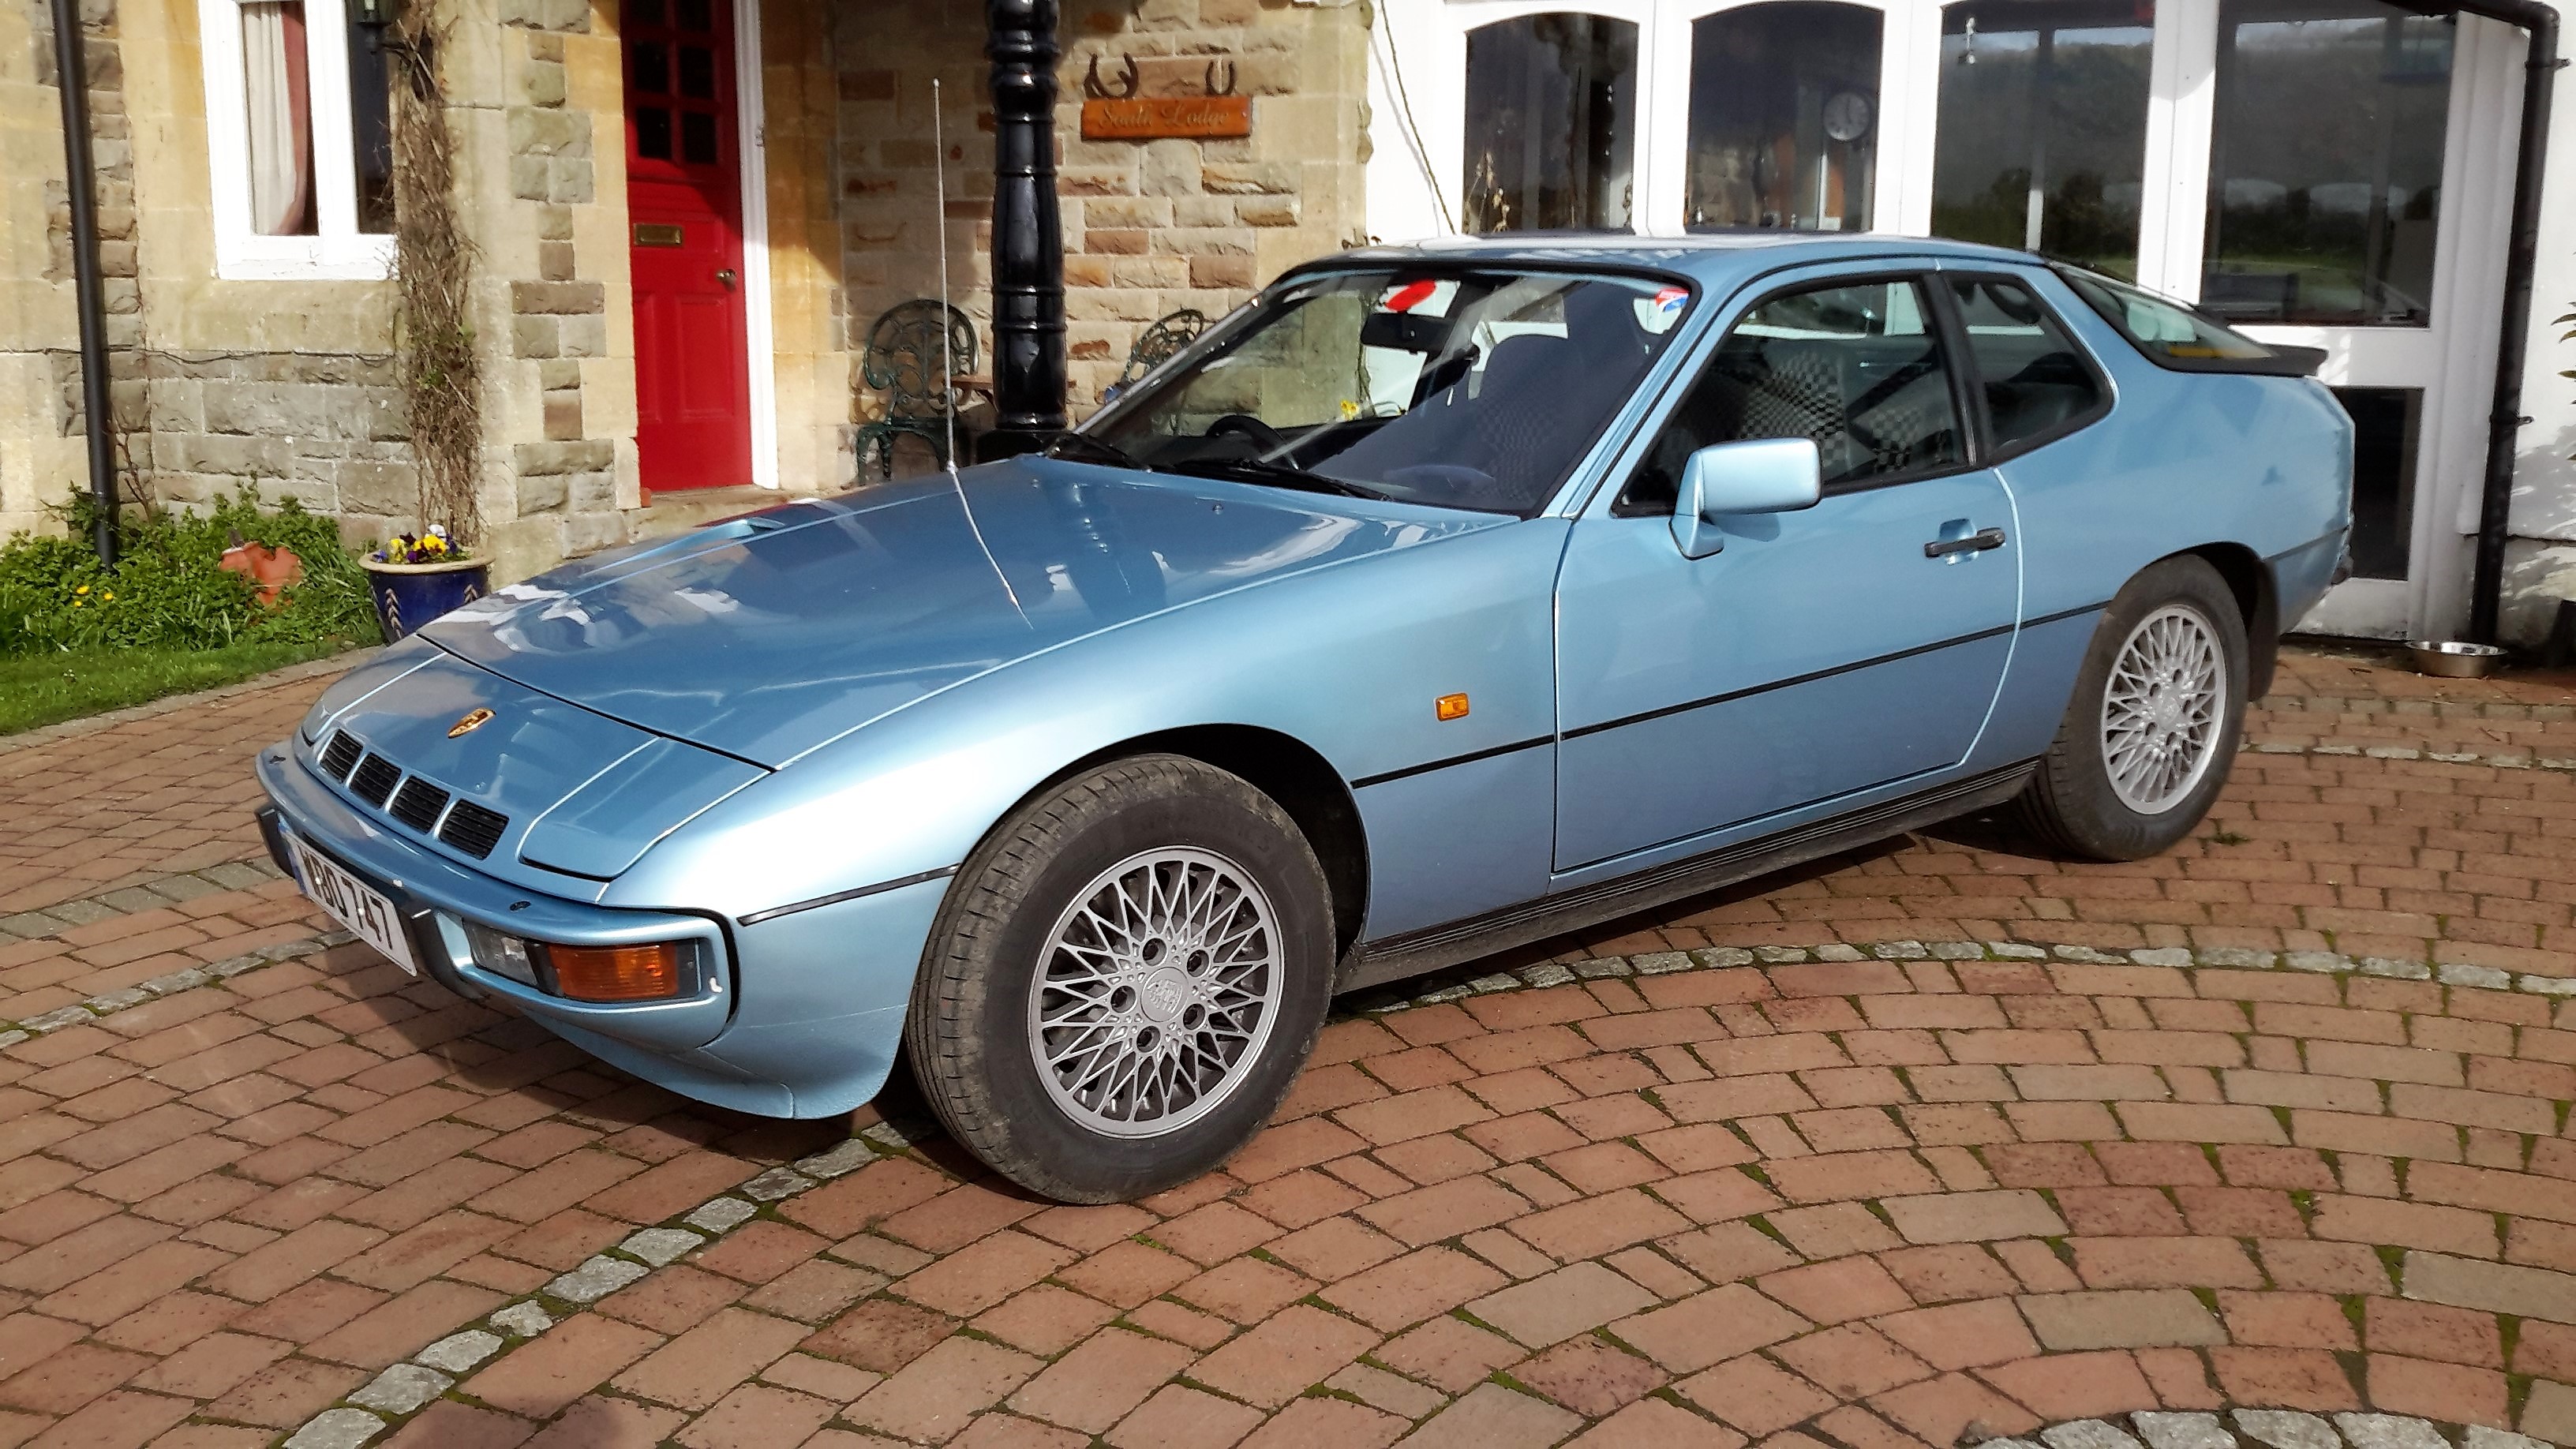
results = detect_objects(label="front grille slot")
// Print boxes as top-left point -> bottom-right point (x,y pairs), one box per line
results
440,803 -> 508,859
388,778 -> 451,833
320,731 -> 364,781
349,754 -> 402,807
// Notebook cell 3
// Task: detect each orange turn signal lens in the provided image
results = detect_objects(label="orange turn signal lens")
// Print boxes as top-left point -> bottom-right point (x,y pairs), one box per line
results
1435,693 -> 1470,721
548,942 -> 685,1002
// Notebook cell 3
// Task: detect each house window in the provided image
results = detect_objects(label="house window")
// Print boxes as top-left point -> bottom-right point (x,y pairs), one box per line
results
200,0 -> 395,278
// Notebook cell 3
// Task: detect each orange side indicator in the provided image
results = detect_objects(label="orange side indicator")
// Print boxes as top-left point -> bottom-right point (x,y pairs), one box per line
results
550,942 -> 685,1002
1436,693 -> 1470,721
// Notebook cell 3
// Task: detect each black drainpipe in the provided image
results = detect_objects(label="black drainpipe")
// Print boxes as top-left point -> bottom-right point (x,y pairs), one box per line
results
2463,0 -> 2559,645
48,0 -> 118,567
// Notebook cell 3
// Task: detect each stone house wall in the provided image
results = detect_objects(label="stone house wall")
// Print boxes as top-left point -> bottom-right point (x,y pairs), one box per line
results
7,0 -> 1370,572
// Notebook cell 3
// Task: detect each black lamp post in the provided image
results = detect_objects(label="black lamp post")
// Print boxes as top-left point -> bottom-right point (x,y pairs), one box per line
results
979,0 -> 1067,460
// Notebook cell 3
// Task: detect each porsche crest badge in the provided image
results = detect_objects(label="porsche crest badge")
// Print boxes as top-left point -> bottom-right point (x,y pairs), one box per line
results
447,708 -> 495,739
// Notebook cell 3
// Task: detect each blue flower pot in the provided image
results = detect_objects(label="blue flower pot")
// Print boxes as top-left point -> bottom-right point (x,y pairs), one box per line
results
362,557 -> 489,640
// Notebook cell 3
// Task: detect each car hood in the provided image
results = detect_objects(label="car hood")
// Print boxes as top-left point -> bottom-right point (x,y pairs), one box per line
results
425,458 -> 1508,767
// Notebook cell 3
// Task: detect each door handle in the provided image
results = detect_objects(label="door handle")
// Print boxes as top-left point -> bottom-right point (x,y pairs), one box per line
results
715,268 -> 738,290
1925,526 -> 2007,559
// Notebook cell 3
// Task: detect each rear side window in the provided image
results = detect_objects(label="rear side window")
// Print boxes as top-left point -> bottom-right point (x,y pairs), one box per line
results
1617,277 -> 1964,514
2053,266 -> 2321,376
1946,277 -> 2107,455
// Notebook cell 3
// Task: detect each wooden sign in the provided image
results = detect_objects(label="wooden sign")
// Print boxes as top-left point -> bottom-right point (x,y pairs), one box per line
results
1080,95 -> 1252,141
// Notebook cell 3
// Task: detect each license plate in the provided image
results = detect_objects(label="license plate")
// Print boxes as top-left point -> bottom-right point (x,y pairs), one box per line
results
287,833 -> 419,975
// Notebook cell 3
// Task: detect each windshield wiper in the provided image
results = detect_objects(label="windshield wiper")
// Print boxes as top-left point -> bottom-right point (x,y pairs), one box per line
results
1042,431 -> 1147,470
1161,456 -> 1392,501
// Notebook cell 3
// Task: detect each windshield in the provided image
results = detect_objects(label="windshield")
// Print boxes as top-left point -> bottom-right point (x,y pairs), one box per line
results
1082,268 -> 1694,515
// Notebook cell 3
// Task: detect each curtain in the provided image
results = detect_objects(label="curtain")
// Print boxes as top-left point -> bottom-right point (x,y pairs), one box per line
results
241,0 -> 314,235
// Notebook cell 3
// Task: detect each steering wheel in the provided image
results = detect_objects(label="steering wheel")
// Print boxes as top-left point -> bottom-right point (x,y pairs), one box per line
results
1207,414 -> 1289,453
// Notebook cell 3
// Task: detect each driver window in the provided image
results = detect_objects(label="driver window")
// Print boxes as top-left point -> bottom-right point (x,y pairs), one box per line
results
1616,275 -> 1962,515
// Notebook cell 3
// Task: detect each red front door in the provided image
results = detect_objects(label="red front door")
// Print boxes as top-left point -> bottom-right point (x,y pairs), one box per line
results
624,0 -> 751,489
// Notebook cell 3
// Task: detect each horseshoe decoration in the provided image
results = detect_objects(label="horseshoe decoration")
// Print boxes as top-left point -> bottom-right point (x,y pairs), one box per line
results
1204,59 -> 1236,96
1083,53 -> 1141,99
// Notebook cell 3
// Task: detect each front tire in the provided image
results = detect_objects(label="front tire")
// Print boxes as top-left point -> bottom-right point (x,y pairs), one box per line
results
2015,556 -> 2248,861
904,754 -> 1335,1204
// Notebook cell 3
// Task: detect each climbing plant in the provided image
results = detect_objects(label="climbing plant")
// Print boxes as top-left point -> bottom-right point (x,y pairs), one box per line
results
387,0 -> 481,548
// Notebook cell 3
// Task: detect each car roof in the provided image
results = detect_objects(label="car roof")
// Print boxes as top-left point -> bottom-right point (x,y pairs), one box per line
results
1316,232 -> 2049,286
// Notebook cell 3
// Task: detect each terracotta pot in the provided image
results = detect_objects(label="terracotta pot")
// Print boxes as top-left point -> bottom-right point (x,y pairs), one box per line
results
218,541 -> 303,605
361,556 -> 489,640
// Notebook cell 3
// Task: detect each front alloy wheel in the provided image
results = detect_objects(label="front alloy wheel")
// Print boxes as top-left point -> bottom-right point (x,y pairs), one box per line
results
1028,847 -> 1285,1137
907,755 -> 1335,1203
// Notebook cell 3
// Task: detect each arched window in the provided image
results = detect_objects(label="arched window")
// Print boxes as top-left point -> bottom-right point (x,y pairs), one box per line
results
1462,13 -> 1641,232
1684,3 -> 1883,231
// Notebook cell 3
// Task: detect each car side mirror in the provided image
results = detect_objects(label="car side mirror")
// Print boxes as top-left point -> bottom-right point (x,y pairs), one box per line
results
1672,437 -> 1822,559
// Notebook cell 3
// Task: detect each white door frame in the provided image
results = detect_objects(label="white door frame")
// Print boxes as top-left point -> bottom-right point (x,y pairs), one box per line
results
730,0 -> 781,489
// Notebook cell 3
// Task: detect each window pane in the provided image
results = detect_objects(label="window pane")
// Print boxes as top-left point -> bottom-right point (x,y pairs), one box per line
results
2057,266 -> 2284,365
635,106 -> 672,159
1933,0 -> 2152,278
633,40 -> 669,92
1686,4 -> 1881,232
675,0 -> 710,32
628,0 -> 664,21
678,44 -> 715,99
2205,0 -> 2451,325
2334,386 -> 2418,578
346,13 -> 393,234
241,0 -> 317,236
1948,278 -> 2102,449
680,110 -> 717,164
1462,15 -> 1638,233
1623,280 -> 1958,511
1093,270 -> 1689,515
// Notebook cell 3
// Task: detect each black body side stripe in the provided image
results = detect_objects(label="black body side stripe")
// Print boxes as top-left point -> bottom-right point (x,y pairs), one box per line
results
1562,621 -> 2019,742
1352,736 -> 1553,791
738,866 -> 959,927
2024,599 -> 2111,629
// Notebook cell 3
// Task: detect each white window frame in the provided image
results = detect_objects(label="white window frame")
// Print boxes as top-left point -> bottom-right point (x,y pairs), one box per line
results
199,0 -> 395,279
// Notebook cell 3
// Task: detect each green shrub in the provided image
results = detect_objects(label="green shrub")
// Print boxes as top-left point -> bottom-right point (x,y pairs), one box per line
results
0,489 -> 380,657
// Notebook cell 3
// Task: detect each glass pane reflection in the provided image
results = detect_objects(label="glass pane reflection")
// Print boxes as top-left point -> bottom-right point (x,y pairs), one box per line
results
1932,0 -> 2153,278
1462,14 -> 1638,233
2204,0 -> 2451,326
2334,386 -> 2420,578
1686,3 -> 1881,231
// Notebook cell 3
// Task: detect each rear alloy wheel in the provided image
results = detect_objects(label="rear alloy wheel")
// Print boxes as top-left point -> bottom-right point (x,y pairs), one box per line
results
906,755 -> 1335,1203
2016,556 -> 2249,860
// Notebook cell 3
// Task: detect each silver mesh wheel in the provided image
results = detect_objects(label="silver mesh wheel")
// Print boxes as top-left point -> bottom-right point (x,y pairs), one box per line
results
2099,601 -> 2228,815
1025,846 -> 1283,1138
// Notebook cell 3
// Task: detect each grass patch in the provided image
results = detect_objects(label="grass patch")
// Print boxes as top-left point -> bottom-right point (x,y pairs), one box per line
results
0,640 -> 349,737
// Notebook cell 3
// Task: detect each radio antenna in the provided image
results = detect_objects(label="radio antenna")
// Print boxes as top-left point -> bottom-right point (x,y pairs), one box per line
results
933,77 -> 960,481
930,77 -> 1028,623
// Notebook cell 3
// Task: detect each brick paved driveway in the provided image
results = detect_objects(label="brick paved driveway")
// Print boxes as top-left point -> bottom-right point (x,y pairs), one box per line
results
2,646 -> 2574,1449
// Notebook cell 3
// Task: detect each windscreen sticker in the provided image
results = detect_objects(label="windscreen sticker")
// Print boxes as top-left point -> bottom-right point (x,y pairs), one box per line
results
1640,286 -> 1690,334
1383,279 -> 1440,313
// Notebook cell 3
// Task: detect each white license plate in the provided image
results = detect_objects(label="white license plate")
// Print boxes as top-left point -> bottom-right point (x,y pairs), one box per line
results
289,833 -> 419,975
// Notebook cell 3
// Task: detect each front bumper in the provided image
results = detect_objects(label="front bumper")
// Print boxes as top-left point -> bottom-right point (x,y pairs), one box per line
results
256,742 -> 943,1117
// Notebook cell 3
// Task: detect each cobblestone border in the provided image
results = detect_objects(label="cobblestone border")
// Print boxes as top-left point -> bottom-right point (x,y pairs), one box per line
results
0,927 -> 348,1048
0,857 -> 287,942
1350,938 -> 2576,1018
1998,1411 -> 2553,1449
2242,739 -> 2576,771
2260,692 -> 2576,724
277,1129 -> 904,1447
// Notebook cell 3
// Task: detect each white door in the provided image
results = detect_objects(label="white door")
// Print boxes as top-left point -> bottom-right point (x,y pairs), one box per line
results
2133,0 -> 2524,640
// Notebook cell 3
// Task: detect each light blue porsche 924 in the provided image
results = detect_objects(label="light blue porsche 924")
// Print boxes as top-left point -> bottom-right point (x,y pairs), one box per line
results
256,234 -> 2351,1202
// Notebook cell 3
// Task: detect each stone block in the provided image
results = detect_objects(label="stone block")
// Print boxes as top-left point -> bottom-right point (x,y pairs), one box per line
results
507,106 -> 591,157
516,470 -> 569,515
558,313 -> 607,358
512,279 -> 607,315
563,509 -> 629,556
518,438 -> 616,474
512,315 -> 562,358
337,461 -> 421,517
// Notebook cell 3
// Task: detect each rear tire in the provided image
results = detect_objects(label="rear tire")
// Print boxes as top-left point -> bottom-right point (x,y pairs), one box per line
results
904,754 -> 1335,1204
2014,556 -> 2248,861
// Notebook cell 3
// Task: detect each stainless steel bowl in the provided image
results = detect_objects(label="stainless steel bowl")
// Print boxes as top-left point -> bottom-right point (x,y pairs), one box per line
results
2406,639 -> 2507,679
